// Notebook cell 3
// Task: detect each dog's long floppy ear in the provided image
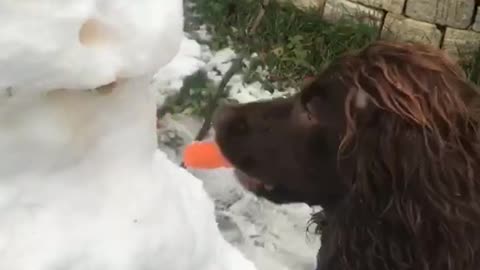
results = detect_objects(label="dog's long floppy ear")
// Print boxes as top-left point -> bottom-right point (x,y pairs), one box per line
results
299,64 -> 352,133
323,41 -> 480,270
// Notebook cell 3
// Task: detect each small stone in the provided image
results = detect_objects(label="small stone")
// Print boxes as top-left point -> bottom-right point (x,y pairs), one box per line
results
381,13 -> 443,47
405,0 -> 475,29
442,27 -> 480,60
350,0 -> 405,13
322,0 -> 385,29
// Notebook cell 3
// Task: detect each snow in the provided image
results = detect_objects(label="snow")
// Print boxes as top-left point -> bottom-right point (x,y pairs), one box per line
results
153,29 -> 296,111
0,0 -> 183,94
0,78 -> 257,270
204,48 -> 295,103
193,169 -> 320,270
0,1 -> 258,270
153,36 -> 207,107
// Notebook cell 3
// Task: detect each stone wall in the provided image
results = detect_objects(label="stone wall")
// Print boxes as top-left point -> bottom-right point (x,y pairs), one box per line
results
282,0 -> 480,59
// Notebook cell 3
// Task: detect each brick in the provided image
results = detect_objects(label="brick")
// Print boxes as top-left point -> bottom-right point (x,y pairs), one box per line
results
350,0 -> 405,13
405,0 -> 475,29
322,0 -> 385,29
381,13 -> 442,47
442,27 -> 480,59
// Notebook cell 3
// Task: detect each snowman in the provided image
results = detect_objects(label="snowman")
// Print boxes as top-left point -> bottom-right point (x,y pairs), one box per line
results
0,1 -> 257,270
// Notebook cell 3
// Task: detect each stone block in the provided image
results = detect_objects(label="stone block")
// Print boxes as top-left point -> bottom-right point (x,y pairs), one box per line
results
442,27 -> 480,59
276,0 -> 326,10
405,0 -> 475,29
381,13 -> 442,47
473,8 -> 480,32
322,0 -> 385,28
350,0 -> 405,13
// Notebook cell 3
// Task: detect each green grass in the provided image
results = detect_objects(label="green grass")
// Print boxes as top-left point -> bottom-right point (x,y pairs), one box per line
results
159,70 -> 218,116
187,0 -> 377,87
464,49 -> 480,85
187,0 -> 479,87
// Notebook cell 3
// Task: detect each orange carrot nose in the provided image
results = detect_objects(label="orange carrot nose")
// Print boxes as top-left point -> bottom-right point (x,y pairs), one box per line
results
183,141 -> 232,169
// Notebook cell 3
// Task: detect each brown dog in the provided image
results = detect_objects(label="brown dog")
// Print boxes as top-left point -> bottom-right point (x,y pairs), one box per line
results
214,41 -> 480,270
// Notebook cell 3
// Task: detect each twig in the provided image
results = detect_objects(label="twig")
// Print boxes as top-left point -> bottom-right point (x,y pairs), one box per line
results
194,56 -> 244,141
179,56 -> 244,168
156,71 -> 209,120
249,0 -> 270,34
180,0 -> 268,167
182,0 -> 270,165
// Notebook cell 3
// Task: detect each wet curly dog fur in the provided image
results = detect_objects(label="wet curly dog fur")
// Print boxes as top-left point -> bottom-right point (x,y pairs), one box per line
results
214,41 -> 480,270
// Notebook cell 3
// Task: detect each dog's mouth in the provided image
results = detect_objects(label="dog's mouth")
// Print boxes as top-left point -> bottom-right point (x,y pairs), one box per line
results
233,169 -> 275,192
233,168 -> 311,205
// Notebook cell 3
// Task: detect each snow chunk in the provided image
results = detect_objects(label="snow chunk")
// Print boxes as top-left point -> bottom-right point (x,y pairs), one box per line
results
0,0 -> 183,94
229,81 -> 290,103
153,36 -> 206,107
195,25 -> 213,42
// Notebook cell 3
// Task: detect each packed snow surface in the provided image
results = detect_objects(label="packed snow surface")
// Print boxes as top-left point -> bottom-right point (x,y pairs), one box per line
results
0,80 -> 256,270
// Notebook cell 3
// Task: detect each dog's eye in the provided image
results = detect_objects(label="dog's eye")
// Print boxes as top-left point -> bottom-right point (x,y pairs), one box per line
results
300,88 -> 323,116
299,96 -> 312,113
298,92 -> 319,125
304,108 -> 313,120
297,103 -> 318,126
307,105 -> 315,119
301,102 -> 315,120
308,113 -> 314,121
300,92 -> 313,111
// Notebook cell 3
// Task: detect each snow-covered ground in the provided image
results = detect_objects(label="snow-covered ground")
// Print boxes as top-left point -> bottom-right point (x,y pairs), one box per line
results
194,168 -> 320,270
154,28 -> 320,270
